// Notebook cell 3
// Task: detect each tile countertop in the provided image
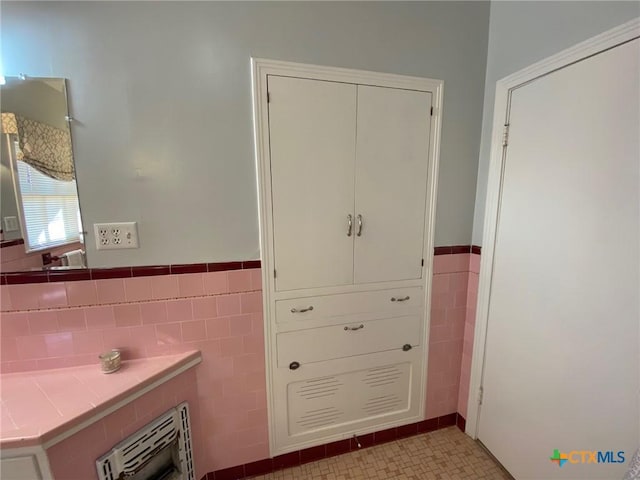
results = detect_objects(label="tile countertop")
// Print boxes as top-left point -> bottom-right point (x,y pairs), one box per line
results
0,350 -> 202,449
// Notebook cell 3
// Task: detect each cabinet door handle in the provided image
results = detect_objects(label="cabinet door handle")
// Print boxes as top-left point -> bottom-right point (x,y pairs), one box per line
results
291,306 -> 314,313
391,296 -> 410,302
344,324 -> 364,331
347,214 -> 353,237
356,214 -> 363,237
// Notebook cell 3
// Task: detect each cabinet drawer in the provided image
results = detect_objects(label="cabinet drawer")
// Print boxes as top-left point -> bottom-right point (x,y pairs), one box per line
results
276,287 -> 423,325
276,314 -> 421,367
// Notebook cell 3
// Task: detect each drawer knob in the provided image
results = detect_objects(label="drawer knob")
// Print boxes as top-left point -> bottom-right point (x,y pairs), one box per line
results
289,361 -> 300,370
402,344 -> 412,352
391,296 -> 410,302
291,306 -> 314,313
344,324 -> 364,331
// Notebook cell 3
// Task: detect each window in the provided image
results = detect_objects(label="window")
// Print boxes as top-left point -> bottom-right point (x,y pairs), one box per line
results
14,155 -> 82,252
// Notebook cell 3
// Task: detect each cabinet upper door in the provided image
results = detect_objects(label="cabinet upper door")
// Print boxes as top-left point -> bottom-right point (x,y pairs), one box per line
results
354,86 -> 432,284
268,76 -> 357,291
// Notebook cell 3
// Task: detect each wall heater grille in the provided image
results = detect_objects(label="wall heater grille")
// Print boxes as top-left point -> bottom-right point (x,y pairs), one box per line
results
96,402 -> 194,480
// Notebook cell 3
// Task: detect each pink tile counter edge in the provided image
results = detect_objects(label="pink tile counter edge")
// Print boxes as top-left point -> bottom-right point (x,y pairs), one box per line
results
0,350 -> 202,449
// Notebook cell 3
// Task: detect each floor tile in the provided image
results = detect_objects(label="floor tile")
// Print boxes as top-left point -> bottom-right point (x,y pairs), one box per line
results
249,427 -> 512,479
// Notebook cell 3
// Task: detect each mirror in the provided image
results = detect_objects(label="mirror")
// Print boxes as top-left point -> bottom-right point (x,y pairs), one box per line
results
0,76 -> 85,272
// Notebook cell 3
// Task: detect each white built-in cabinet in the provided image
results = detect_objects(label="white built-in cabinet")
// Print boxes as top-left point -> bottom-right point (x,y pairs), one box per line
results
252,59 -> 443,455
269,78 -> 432,291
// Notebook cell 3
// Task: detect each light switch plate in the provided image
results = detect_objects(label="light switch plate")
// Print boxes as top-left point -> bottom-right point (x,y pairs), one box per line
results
3,216 -> 19,232
94,222 -> 139,250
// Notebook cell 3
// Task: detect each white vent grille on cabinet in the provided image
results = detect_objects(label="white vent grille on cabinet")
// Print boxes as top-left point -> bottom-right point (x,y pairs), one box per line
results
363,394 -> 403,415
297,376 -> 343,399
297,406 -> 344,429
288,362 -> 411,436
289,376 -> 347,435
362,365 -> 404,387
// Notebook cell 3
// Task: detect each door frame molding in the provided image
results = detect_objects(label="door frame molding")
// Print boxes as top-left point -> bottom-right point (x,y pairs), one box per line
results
466,17 -> 640,437
251,58 -> 443,455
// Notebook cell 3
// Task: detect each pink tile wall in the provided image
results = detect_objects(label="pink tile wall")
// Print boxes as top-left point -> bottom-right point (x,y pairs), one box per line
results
0,256 -> 481,474
0,270 -> 262,370
457,254 -> 480,418
426,253 -> 471,419
46,368 -> 205,480
0,268 -> 267,473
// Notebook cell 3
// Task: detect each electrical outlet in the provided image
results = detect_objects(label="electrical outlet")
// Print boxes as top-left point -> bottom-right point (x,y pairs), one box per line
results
94,222 -> 139,250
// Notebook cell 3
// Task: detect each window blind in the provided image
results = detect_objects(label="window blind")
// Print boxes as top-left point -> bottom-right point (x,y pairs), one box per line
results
16,159 -> 81,251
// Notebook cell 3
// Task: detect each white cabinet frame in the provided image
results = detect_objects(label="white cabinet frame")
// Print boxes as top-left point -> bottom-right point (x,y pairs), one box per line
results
251,58 -> 443,455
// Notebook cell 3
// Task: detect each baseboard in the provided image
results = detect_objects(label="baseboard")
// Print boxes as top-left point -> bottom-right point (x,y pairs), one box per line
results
204,412 -> 466,480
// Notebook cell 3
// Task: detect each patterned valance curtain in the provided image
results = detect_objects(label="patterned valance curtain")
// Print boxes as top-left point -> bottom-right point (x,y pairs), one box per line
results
1,112 -> 17,134
1,112 -> 75,181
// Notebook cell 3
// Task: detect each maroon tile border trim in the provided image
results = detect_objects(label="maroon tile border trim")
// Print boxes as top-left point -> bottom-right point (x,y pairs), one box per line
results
1,270 -> 49,285
1,243 -> 483,285
47,269 -> 92,282
201,413 -> 465,480
0,260 -> 262,285
456,414 -> 467,432
242,260 -> 261,269
433,245 -> 481,256
207,261 -> 242,272
90,267 -> 133,280
170,264 -> 208,274
0,238 -> 25,249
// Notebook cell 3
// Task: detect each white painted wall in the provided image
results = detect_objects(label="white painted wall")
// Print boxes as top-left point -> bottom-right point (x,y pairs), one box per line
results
472,1 -> 639,245
0,2 -> 490,267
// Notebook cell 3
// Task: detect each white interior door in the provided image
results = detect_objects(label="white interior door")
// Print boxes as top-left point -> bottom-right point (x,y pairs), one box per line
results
353,86 -> 431,284
268,76 -> 356,291
478,39 -> 639,479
